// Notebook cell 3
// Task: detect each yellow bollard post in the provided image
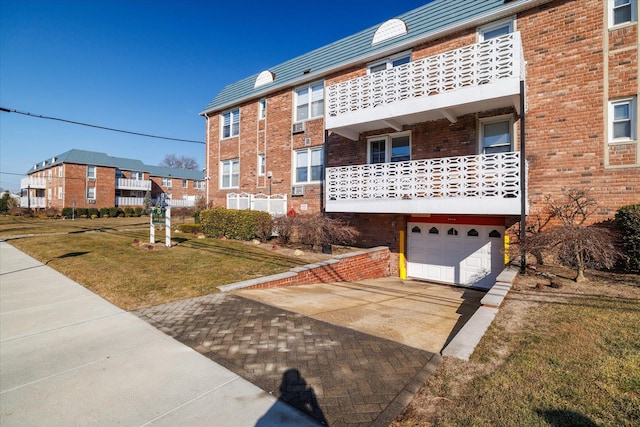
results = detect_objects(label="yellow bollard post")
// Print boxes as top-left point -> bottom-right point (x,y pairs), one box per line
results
504,234 -> 510,265
399,230 -> 407,279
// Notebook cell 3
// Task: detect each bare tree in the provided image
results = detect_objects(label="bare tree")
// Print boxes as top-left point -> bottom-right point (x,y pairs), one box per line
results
159,154 -> 199,170
524,188 -> 622,282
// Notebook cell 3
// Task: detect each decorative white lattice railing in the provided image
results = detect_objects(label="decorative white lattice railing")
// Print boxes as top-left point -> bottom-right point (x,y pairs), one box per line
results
227,193 -> 287,216
326,32 -> 524,119
325,152 -> 525,215
116,178 -> 152,191
20,177 -> 47,189
20,196 -> 47,208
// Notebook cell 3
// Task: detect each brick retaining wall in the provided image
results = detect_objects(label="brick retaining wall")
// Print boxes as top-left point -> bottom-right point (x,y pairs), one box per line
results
219,246 -> 390,292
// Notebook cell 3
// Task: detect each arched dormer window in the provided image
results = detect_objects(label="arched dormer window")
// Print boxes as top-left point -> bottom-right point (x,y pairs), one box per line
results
372,18 -> 408,45
254,70 -> 275,88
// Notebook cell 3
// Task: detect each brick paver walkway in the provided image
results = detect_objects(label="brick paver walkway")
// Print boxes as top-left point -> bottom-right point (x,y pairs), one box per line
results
136,293 -> 438,427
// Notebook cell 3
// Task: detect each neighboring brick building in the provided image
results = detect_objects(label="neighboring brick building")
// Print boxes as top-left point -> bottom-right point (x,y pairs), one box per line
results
21,149 -> 205,210
201,0 -> 639,288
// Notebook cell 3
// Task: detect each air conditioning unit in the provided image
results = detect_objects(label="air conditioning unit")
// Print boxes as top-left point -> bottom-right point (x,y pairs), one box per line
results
291,186 -> 305,196
88,199 -> 96,204
292,122 -> 305,134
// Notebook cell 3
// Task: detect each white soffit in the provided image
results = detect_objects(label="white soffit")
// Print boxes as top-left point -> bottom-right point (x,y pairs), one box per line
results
254,70 -> 275,88
372,18 -> 408,45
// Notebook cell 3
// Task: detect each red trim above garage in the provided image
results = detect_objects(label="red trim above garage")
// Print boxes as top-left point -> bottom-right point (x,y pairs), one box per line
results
408,215 -> 505,226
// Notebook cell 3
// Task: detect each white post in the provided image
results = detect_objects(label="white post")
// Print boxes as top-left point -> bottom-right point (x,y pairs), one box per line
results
165,206 -> 171,247
150,211 -> 155,243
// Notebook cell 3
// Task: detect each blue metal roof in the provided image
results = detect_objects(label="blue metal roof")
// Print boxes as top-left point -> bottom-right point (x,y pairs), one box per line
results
202,0 -> 534,114
28,149 -> 204,180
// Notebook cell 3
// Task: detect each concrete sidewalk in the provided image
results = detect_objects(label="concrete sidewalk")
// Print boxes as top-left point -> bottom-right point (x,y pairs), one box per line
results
0,240 -> 319,427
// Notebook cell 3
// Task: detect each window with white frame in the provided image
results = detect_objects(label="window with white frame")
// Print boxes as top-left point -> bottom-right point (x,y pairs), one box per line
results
58,166 -> 63,177
48,170 -> 52,181
194,180 -> 204,190
294,82 -> 324,122
87,165 -> 96,180
479,115 -> 514,154
87,187 -> 95,200
609,97 -> 637,141
609,0 -> 637,27
162,177 -> 172,188
58,186 -> 63,199
478,17 -> 514,41
258,154 -> 266,176
48,188 -> 52,201
294,147 -> 323,184
367,132 -> 411,164
221,108 -> 240,138
368,50 -> 411,74
259,98 -> 266,120
182,179 -> 188,188
221,159 -> 239,188
131,171 -> 144,180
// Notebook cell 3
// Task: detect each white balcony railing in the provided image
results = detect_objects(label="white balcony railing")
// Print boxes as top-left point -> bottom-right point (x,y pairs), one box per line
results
20,196 -> 47,208
227,193 -> 287,216
325,152 -> 525,215
115,196 -> 145,206
20,177 -> 47,189
116,178 -> 152,191
326,32 -> 524,138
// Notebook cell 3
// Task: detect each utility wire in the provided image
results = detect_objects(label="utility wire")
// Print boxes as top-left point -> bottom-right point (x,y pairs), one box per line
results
0,107 -> 205,144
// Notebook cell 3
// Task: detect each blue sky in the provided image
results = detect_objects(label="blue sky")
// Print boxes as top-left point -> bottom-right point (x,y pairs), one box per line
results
0,0 -> 430,193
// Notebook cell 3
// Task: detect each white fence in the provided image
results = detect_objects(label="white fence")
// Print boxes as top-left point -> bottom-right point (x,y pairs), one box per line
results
226,193 -> 287,216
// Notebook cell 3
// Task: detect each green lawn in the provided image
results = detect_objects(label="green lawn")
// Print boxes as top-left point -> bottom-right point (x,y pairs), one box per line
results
2,216 -> 306,310
392,268 -> 640,426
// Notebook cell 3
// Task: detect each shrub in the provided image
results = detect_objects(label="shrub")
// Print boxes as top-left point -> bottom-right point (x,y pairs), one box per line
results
108,207 -> 118,218
134,207 -> 145,217
296,213 -> 360,250
199,207 -> 272,241
199,207 -> 227,238
62,207 -> 73,218
273,215 -> 297,244
99,207 -> 109,217
88,208 -> 99,218
616,203 -> 640,272
523,188 -> 621,281
124,207 -> 134,217
76,208 -> 88,218
177,223 -> 202,234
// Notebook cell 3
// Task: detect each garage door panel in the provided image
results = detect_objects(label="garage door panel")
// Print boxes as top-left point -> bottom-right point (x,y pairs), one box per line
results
407,222 -> 504,289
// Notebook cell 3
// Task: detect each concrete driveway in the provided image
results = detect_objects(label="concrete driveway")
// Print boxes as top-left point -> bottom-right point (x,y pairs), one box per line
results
234,278 -> 484,353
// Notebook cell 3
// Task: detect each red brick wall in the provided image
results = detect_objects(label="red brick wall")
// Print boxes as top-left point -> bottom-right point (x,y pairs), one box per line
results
206,87 -> 325,214
234,247 -> 391,290
519,0 -> 639,221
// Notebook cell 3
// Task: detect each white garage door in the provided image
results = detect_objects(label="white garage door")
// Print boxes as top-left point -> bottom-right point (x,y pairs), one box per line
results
406,223 -> 505,289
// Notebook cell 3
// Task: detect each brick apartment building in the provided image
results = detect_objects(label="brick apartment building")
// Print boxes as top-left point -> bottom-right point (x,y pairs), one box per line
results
21,149 -> 205,210
201,0 -> 639,288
